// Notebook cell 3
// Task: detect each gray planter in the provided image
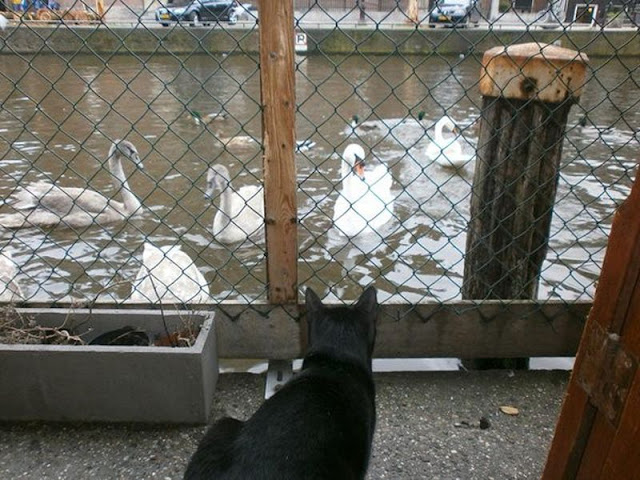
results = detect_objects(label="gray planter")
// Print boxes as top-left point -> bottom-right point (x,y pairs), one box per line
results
0,309 -> 217,424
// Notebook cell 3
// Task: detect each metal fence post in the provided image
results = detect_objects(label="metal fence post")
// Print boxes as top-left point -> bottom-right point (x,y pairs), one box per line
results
259,0 -> 298,304
462,43 -> 589,368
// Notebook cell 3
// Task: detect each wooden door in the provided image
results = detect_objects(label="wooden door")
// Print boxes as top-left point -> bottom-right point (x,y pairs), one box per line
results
542,170 -> 640,479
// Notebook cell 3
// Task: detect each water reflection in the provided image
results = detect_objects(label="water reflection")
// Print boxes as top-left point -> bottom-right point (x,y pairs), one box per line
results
0,53 -> 637,303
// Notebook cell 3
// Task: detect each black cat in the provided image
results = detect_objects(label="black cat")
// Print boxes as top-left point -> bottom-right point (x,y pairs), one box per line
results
184,286 -> 379,480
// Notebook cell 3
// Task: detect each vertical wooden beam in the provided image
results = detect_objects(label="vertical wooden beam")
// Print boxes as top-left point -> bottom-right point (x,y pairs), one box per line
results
543,170 -> 640,479
462,43 -> 588,369
599,373 -> 640,478
259,0 -> 298,304
575,414 -> 615,479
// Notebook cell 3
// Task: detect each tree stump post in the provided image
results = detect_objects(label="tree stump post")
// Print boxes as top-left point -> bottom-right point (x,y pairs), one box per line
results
462,43 -> 589,369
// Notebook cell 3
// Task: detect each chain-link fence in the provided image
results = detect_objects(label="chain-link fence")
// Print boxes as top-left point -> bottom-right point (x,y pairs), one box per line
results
0,0 -> 638,355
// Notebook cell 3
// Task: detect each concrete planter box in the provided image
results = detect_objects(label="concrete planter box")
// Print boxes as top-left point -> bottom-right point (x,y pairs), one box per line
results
0,309 -> 217,424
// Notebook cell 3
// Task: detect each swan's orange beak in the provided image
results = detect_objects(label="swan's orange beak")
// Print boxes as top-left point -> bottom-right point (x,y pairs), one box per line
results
453,126 -> 461,136
354,156 -> 366,179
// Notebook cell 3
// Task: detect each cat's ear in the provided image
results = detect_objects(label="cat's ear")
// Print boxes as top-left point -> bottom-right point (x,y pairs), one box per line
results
355,286 -> 378,313
305,287 -> 324,314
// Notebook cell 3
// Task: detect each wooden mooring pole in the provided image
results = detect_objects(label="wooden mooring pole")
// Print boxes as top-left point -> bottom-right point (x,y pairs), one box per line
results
259,0 -> 298,304
462,43 -> 589,369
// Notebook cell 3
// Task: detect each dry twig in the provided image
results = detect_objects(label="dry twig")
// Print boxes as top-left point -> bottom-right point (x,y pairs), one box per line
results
0,307 -> 85,345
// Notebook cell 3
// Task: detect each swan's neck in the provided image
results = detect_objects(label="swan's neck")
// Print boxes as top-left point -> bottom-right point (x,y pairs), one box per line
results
217,184 -> 235,230
435,120 -> 446,143
109,155 -> 141,215
341,158 -> 353,181
341,164 -> 365,196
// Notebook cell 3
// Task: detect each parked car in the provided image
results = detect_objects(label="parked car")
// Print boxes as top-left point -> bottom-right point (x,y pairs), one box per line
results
155,0 -> 237,27
428,0 -> 477,27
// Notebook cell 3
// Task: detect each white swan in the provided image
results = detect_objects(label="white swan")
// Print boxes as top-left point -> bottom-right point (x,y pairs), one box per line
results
205,165 -> 264,244
0,140 -> 144,229
129,243 -> 210,304
0,249 -> 24,303
425,116 -> 474,169
333,144 -> 395,237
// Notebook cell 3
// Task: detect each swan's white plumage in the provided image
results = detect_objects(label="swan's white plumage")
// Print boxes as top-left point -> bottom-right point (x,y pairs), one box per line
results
206,165 -> 264,244
0,140 -> 143,229
0,249 -> 24,302
129,243 -> 210,304
426,116 -> 474,169
333,144 -> 395,237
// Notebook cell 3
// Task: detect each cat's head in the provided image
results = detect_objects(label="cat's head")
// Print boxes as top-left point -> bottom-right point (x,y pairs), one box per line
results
304,286 -> 378,367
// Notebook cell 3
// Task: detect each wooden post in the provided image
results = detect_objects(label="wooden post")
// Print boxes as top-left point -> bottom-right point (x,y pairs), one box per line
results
543,169 -> 640,479
406,0 -> 419,24
462,43 -> 588,369
259,0 -> 298,304
95,0 -> 105,19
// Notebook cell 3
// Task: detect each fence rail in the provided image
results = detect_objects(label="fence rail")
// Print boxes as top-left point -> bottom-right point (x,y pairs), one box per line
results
11,300 -> 590,358
215,299 -> 592,358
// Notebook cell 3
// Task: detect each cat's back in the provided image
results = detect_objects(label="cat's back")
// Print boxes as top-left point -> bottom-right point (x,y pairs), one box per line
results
188,365 -> 373,480
241,365 -> 373,475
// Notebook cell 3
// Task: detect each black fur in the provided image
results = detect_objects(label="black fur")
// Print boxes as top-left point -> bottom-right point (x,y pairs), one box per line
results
184,286 -> 378,480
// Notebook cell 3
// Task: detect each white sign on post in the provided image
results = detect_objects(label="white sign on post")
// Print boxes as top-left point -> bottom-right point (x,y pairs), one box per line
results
295,32 -> 308,53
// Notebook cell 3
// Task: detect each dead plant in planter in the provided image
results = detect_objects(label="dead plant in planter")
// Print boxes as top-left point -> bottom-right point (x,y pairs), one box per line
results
0,307 -> 85,345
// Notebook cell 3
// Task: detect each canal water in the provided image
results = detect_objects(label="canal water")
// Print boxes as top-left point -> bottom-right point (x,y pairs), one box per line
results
0,52 -> 637,304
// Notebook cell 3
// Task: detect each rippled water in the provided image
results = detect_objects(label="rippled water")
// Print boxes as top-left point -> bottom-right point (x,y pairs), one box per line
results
0,53 -> 637,303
